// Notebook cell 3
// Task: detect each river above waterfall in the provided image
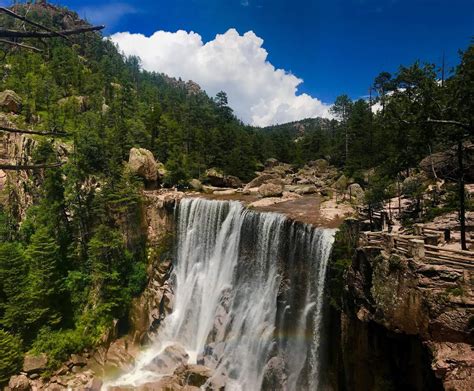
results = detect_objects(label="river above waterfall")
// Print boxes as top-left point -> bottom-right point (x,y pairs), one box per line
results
108,198 -> 336,390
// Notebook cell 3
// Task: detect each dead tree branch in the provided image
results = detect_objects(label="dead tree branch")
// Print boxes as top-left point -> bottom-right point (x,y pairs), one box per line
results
0,162 -> 64,170
0,125 -> 67,137
0,25 -> 105,39
0,6 -> 70,40
427,118 -> 470,130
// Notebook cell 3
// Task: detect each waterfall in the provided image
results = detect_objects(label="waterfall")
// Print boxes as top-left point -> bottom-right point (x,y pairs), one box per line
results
110,198 -> 335,390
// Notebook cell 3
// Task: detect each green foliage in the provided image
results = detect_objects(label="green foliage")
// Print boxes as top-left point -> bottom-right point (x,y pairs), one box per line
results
0,330 -> 23,385
31,327 -> 91,370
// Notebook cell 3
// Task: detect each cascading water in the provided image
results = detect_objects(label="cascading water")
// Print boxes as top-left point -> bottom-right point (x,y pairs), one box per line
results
109,198 -> 335,390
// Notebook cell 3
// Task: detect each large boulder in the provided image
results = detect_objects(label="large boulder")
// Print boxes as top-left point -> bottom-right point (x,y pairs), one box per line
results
128,148 -> 162,182
23,353 -> 48,374
203,169 -> 242,188
259,182 -> 284,198
203,168 -> 226,187
245,173 -> 280,190
264,158 -> 280,169
189,179 -> 203,191
0,90 -> 22,113
420,142 -> 474,182
348,183 -> 365,200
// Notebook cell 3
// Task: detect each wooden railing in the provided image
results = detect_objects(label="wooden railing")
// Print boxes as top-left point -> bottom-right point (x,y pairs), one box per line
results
360,231 -> 474,269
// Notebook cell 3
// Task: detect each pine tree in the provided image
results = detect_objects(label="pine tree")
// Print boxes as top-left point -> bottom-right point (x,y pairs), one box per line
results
25,228 -> 62,330
0,329 -> 22,385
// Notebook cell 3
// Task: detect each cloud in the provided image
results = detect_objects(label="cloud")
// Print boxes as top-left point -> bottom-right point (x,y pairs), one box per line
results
110,29 -> 331,126
240,0 -> 250,6
78,3 -> 137,30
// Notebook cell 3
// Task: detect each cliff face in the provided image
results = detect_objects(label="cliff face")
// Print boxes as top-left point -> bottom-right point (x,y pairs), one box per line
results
327,238 -> 474,391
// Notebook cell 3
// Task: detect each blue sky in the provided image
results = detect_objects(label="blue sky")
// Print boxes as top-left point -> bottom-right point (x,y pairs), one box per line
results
15,0 -> 473,125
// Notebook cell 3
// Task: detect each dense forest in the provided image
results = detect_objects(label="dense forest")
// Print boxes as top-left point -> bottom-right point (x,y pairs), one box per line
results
0,2 -> 472,384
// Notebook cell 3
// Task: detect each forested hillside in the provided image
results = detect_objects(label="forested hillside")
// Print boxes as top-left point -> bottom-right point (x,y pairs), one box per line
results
0,1 -> 472,385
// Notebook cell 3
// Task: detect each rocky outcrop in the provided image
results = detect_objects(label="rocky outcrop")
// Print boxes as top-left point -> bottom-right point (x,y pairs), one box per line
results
0,90 -> 22,113
128,148 -> 165,184
335,243 -> 474,391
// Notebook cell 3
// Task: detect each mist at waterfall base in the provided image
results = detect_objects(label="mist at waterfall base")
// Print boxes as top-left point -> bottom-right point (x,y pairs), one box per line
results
111,199 -> 335,390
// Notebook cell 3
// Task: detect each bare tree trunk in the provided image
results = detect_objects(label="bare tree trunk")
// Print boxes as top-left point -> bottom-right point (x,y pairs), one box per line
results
458,140 -> 467,250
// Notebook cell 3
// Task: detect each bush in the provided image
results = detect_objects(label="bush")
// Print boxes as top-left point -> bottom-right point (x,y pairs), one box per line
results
31,327 -> 91,369
0,329 -> 23,385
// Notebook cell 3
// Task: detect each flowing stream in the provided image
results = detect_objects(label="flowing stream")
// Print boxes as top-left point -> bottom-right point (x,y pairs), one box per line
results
110,198 -> 335,390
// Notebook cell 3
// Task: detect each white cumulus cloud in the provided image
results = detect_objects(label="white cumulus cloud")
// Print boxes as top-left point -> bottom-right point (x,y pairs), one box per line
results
110,28 -> 331,126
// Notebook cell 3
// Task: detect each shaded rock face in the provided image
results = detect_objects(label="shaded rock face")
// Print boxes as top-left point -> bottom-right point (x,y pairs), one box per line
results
0,90 -> 22,113
327,244 -> 473,391
262,357 -> 288,391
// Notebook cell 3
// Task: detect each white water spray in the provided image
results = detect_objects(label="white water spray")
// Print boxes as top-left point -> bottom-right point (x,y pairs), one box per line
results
109,198 -> 335,390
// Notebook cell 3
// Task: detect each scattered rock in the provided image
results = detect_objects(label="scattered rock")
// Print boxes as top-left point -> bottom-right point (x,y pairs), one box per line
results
70,354 -> 87,367
293,185 -> 318,195
0,90 -> 22,113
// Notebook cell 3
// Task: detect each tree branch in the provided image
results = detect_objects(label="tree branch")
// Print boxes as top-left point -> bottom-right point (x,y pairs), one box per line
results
0,38 -> 42,52
0,125 -> 67,137
427,118 -> 470,130
0,162 -> 64,170
0,25 -> 105,39
0,6 -> 70,40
